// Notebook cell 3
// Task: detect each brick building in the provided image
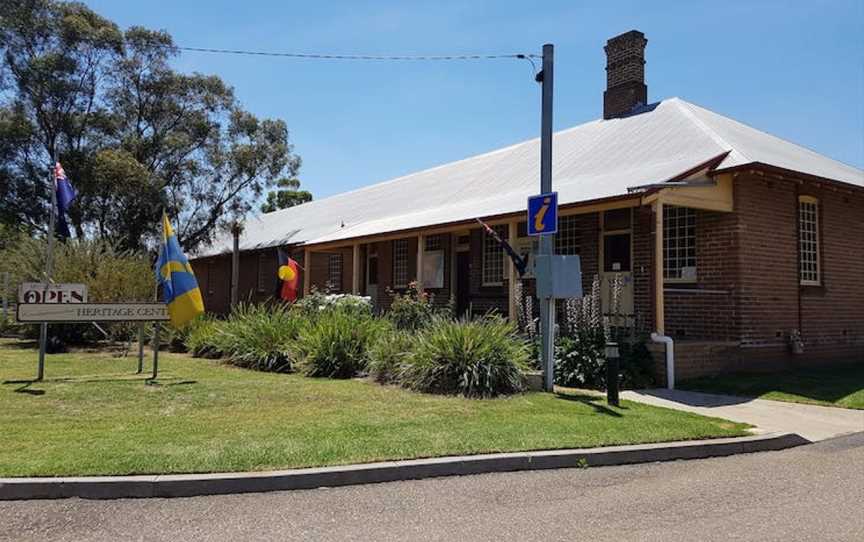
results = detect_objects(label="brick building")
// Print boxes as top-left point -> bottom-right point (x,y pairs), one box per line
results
191,31 -> 863,384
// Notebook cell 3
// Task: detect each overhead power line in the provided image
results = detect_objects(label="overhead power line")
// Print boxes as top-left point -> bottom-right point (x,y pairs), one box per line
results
175,45 -> 540,61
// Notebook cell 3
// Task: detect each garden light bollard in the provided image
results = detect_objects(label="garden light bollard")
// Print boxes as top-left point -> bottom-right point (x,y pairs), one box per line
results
605,342 -> 620,407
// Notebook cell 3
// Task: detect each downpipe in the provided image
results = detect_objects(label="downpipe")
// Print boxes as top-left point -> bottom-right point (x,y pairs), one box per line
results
650,332 -> 675,390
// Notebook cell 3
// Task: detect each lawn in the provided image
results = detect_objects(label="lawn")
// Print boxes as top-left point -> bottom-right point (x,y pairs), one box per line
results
680,363 -> 864,410
1,339 -> 749,477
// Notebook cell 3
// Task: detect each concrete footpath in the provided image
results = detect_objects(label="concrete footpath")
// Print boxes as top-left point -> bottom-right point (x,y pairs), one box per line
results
622,389 -> 864,442
0,432 -> 807,500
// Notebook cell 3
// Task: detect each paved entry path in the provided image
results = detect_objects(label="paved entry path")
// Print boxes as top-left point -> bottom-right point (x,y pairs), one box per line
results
621,389 -> 864,441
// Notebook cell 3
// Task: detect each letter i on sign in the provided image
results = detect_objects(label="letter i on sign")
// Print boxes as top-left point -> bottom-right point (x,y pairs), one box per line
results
534,197 -> 551,232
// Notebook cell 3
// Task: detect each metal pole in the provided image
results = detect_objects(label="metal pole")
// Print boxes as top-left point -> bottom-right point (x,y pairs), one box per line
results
137,323 -> 145,374
151,322 -> 160,380
230,223 -> 241,308
2,271 -> 8,323
538,43 -> 556,392
38,156 -> 58,381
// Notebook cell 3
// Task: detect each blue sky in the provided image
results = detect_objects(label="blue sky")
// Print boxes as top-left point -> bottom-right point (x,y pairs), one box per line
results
83,0 -> 863,200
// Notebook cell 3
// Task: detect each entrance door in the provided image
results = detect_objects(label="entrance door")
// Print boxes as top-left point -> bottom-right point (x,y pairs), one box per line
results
455,251 -> 471,317
600,209 -> 634,321
366,253 -> 378,308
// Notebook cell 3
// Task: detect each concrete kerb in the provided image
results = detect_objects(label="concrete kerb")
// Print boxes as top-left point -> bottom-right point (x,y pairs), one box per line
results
0,432 -> 810,500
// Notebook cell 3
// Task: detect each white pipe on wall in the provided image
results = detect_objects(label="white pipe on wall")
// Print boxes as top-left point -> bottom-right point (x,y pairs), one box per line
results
650,332 -> 675,390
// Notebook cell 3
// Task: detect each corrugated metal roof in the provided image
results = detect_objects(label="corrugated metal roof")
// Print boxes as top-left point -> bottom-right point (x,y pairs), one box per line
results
194,97 -> 864,258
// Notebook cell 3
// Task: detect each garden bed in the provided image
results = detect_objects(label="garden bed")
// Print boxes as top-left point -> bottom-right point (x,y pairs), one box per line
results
1,339 -> 749,477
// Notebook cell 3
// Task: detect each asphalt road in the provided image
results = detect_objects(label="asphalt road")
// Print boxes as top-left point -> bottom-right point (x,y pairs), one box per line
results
3,433 -> 863,542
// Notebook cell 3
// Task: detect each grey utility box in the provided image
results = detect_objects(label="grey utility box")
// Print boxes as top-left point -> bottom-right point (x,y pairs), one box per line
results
534,254 -> 582,299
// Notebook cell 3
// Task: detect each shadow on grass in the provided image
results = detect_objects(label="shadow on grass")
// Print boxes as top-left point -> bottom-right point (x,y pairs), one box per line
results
0,340 -> 39,350
3,376 -> 198,393
680,364 -> 864,406
7,380 -> 45,395
554,391 -> 626,417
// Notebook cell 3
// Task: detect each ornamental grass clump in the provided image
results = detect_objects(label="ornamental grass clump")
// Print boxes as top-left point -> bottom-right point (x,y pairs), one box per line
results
401,316 -> 530,398
216,303 -> 301,372
184,315 -> 224,359
368,330 -> 415,384
296,308 -> 389,378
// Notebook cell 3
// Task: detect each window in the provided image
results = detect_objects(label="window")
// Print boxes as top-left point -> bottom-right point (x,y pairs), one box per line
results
256,253 -> 269,291
604,234 -> 631,272
328,254 -> 343,291
663,206 -> 697,281
556,215 -> 580,255
392,239 -> 409,288
425,234 -> 443,251
798,196 -> 820,285
482,224 -> 507,285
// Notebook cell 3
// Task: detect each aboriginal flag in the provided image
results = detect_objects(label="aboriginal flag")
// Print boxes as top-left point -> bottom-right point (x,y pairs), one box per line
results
276,248 -> 300,302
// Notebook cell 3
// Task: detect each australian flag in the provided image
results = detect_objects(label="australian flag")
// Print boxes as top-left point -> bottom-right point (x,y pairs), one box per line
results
54,162 -> 77,238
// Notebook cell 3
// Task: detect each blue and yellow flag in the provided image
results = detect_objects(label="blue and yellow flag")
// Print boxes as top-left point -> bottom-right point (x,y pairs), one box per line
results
156,213 -> 204,328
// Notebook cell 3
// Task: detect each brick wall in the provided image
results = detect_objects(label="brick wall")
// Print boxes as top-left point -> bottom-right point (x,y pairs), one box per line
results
632,206 -> 653,333
664,209 -> 739,341
734,173 -> 864,367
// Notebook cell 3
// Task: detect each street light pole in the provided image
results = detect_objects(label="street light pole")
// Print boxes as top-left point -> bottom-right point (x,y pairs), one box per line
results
537,43 -> 556,392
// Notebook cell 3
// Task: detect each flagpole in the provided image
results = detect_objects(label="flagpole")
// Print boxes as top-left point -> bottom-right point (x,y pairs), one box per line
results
37,154 -> 58,381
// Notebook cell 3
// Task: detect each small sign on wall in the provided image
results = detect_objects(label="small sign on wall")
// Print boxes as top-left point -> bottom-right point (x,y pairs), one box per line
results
422,250 -> 445,289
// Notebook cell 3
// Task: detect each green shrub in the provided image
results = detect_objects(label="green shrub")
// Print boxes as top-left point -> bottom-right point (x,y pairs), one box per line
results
554,332 -> 607,389
217,303 -> 302,372
386,281 -> 440,331
368,331 -> 415,384
296,309 -> 388,378
400,316 -> 529,398
184,316 -> 224,359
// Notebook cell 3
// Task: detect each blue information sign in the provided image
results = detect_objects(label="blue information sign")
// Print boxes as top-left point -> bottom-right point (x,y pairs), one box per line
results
527,192 -> 558,236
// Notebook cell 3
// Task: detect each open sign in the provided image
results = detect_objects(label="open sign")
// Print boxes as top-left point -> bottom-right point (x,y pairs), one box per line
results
18,282 -> 88,304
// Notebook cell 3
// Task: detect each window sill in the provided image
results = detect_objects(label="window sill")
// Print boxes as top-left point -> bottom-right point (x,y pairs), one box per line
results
800,284 -> 825,296
664,280 -> 698,286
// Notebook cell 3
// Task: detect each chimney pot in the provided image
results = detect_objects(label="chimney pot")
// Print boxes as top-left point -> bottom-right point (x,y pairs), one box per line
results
603,30 -> 648,119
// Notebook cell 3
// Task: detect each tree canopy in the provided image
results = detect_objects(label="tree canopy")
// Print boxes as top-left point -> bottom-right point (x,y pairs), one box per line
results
0,0 -> 302,252
261,177 -> 312,213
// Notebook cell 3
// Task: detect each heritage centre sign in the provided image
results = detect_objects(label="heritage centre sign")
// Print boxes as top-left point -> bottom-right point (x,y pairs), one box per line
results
17,303 -> 169,323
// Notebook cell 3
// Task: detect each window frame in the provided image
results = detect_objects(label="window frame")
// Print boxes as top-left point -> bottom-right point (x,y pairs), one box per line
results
481,224 -> 507,286
663,205 -> 697,283
392,239 -> 409,289
327,253 -> 343,291
798,195 -> 821,286
555,214 -> 580,255
256,253 -> 269,292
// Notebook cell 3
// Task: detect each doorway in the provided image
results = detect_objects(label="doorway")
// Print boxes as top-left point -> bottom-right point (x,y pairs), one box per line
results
366,251 -> 378,308
600,208 -> 634,321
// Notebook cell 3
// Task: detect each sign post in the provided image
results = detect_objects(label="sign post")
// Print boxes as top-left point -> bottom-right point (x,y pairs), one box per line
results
534,43 -> 556,392
38,158 -> 58,382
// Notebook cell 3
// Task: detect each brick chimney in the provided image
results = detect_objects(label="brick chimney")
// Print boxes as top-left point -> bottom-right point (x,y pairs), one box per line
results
603,30 -> 648,119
